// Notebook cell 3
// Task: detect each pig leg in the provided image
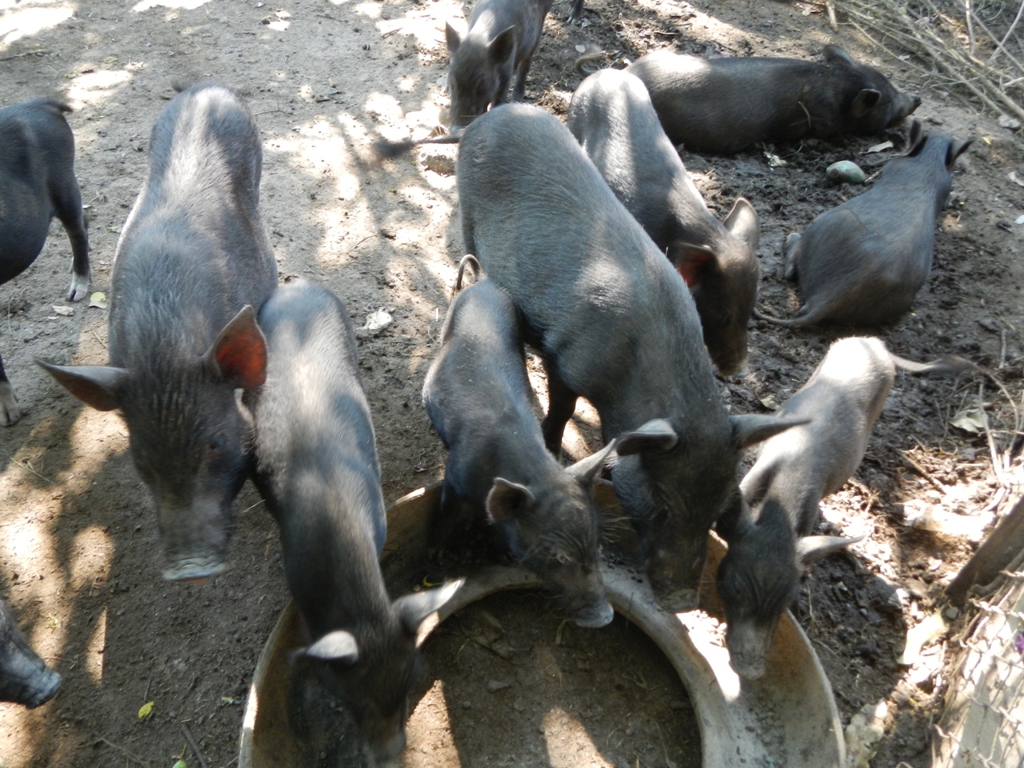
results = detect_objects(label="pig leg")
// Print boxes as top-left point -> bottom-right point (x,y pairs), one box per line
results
0,354 -> 21,426
52,180 -> 90,302
541,360 -> 578,456
781,233 -> 801,282
511,57 -> 534,102
567,0 -> 585,22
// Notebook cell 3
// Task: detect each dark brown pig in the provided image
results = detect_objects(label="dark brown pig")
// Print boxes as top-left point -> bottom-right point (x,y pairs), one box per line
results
248,280 -> 460,765
423,266 -> 617,628
0,595 -> 61,708
456,103 -> 801,612
717,336 -> 977,679
567,69 -> 759,375
445,0 -> 552,131
756,121 -> 971,327
37,83 -> 278,582
0,98 -> 90,426
626,46 -> 921,154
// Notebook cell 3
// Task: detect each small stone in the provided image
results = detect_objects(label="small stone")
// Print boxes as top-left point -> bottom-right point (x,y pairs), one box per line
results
462,700 -> 472,710
486,679 -> 510,693
998,114 -> 1021,131
826,160 -> 867,183
944,606 -> 960,620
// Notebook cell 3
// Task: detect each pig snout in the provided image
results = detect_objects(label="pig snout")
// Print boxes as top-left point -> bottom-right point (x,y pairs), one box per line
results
566,584 -> 614,629
725,620 -> 775,680
363,710 -> 408,766
889,91 -> 922,126
647,542 -> 705,613
156,497 -> 231,581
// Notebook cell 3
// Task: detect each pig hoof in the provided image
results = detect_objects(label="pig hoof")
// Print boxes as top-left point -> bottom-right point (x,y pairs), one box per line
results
162,558 -> 228,582
1,384 -> 21,426
67,272 -> 90,302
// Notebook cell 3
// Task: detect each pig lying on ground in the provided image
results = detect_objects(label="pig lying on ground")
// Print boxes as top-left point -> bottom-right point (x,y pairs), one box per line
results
0,98 -> 90,426
0,595 -> 61,708
445,0 -> 552,131
567,69 -> 759,375
37,83 -> 278,582
423,257 -> 617,628
625,45 -> 921,154
755,121 -> 971,327
717,336 -> 978,679
455,103 -> 801,612
249,280 -> 460,765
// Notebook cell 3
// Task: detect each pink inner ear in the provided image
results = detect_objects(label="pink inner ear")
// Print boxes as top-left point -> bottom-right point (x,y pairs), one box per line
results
216,324 -> 267,389
675,249 -> 714,286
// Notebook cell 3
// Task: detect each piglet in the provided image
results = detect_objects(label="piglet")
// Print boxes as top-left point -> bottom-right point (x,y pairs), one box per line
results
717,336 -> 977,679
757,121 -> 971,327
567,69 -> 759,375
423,259 -> 616,627
248,280 -> 460,765
0,98 -> 90,425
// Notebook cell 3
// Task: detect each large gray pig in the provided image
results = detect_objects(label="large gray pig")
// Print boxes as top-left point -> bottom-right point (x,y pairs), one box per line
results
717,336 -> 977,679
0,98 -> 90,426
756,121 -> 971,327
445,0 -> 552,131
423,264 -> 616,628
456,104 -> 800,611
567,69 -> 759,376
0,595 -> 61,708
626,46 -> 921,154
37,83 -> 278,582
248,280 -> 459,765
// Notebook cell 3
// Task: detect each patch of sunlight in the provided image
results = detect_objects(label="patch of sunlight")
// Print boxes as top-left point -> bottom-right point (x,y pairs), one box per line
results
354,2 -> 381,20
85,606 -> 108,683
0,3 -> 73,48
69,526 -> 114,593
133,0 -> 211,11
542,706 -> 614,767
679,609 -> 741,702
0,518 -> 51,576
66,68 -> 133,107
403,679 -> 462,767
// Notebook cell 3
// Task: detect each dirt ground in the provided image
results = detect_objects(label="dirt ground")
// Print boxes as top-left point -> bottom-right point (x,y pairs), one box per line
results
0,0 -> 1022,767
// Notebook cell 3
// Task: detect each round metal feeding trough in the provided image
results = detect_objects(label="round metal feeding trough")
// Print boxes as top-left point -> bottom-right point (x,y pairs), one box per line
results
240,484 -> 845,767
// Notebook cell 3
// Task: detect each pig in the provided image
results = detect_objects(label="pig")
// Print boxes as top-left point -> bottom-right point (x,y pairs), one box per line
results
625,45 -> 921,154
36,83 -> 278,582
716,336 -> 977,679
0,595 -> 61,708
566,69 -> 760,375
456,103 -> 802,611
445,0 -> 552,131
247,280 -> 460,765
422,261 -> 617,628
0,98 -> 90,426
755,121 -> 972,327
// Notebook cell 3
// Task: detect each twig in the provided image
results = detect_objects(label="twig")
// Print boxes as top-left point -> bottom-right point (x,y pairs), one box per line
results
899,451 -> 946,493
0,449 -> 52,483
182,724 -> 210,768
99,737 -> 150,767
989,0 -> 1024,67
0,50 -> 50,61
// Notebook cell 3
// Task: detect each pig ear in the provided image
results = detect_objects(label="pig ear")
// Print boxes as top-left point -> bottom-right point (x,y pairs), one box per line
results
731,414 -> 809,450
795,535 -> 864,567
666,242 -> 720,287
822,45 -> 854,67
394,579 -> 464,638
204,305 -> 268,390
615,419 -> 678,456
486,478 -> 536,523
35,360 -> 129,412
566,438 -> 618,485
445,21 -> 463,54
851,89 -> 882,118
488,26 -> 516,67
946,139 -> 972,168
300,630 -> 360,664
723,197 -> 760,253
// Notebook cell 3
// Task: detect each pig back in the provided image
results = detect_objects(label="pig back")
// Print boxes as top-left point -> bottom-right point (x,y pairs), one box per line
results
457,104 -> 717,434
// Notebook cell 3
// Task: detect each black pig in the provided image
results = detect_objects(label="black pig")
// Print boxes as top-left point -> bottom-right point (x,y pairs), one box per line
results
626,46 -> 921,154
717,336 -> 976,679
0,595 -> 61,708
445,0 -> 552,131
567,69 -> 760,375
37,83 -> 278,582
456,104 -> 801,611
0,98 -> 90,426
249,280 -> 460,765
756,121 -> 971,327
423,265 -> 617,627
